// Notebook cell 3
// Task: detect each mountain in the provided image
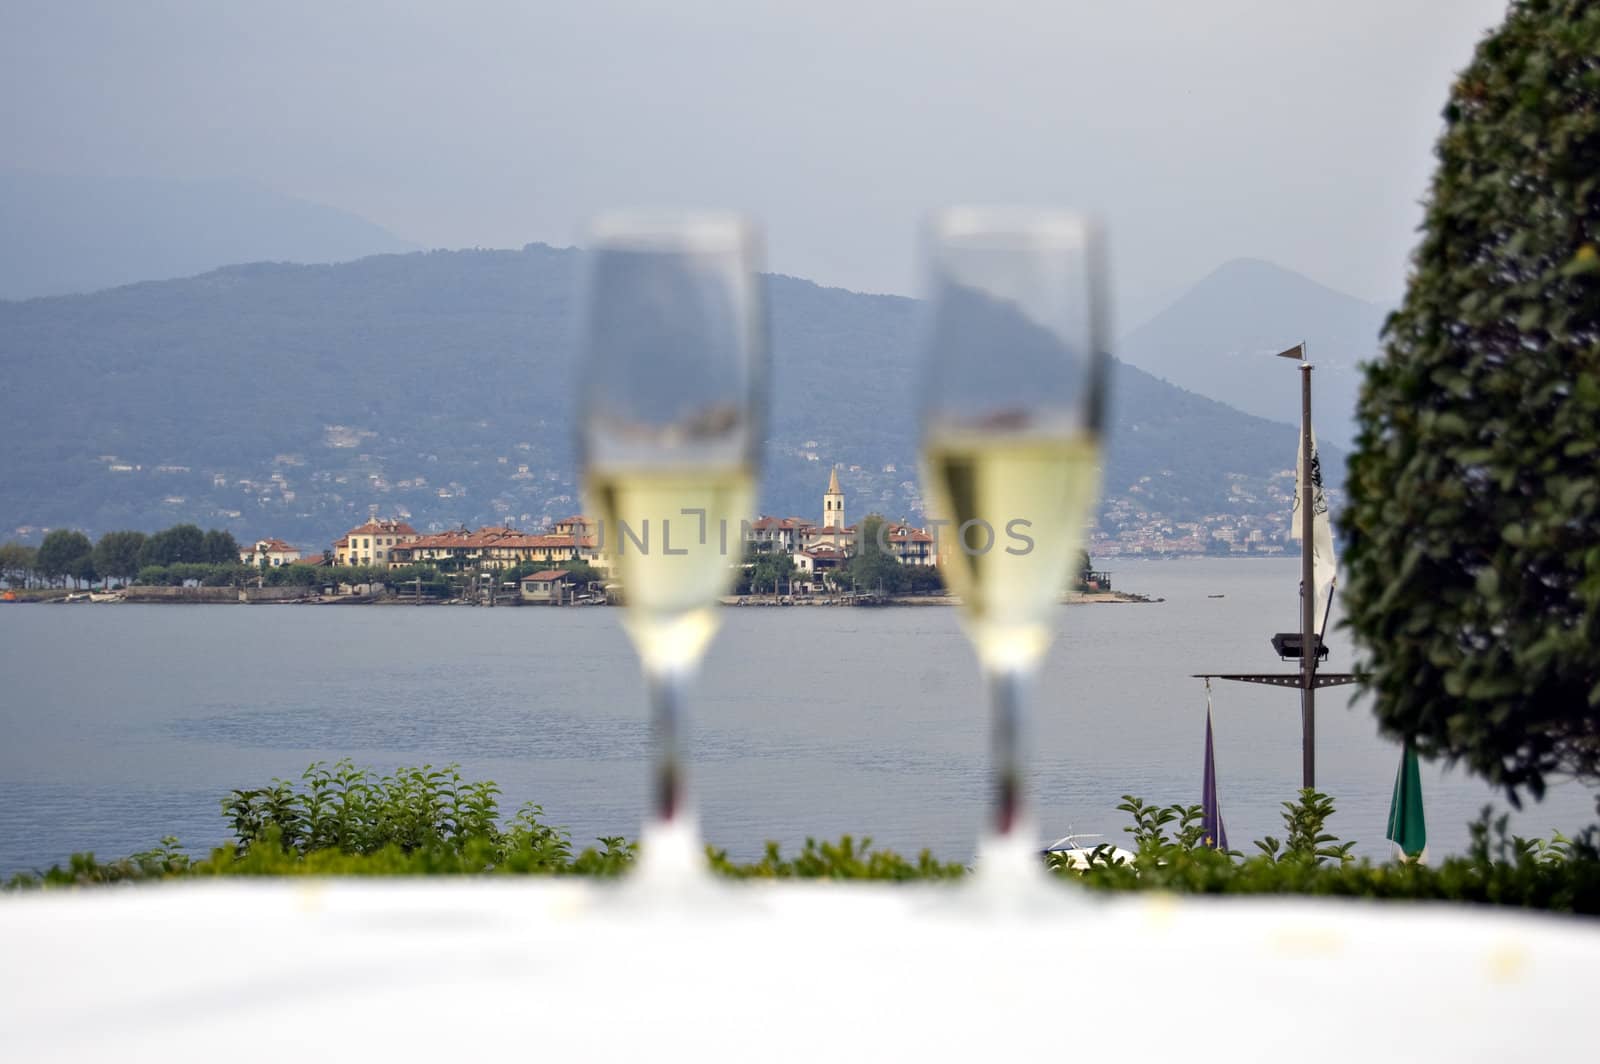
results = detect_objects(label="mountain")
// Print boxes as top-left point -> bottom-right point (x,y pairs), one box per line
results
0,173 -> 418,300
0,245 -> 1309,548
1118,258 -> 1390,447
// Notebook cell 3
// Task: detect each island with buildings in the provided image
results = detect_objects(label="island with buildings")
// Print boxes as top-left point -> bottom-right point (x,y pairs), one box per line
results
267,467 -> 950,605
11,468 -> 1147,606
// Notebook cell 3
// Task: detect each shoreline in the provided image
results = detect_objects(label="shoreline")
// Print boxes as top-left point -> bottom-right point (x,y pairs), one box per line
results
6,588 -> 1161,607
722,590 -> 1159,607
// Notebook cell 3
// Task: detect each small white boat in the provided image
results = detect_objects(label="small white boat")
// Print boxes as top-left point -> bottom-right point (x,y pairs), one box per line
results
1041,833 -> 1136,870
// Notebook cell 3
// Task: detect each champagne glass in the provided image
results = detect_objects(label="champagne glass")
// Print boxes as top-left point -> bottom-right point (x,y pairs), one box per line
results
917,207 -> 1110,884
577,212 -> 766,884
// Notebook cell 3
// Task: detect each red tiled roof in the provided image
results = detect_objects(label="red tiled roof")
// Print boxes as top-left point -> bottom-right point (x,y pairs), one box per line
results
750,516 -> 808,531
395,528 -> 596,552
497,533 -> 594,550
521,569 -> 573,582
513,533 -> 571,547
344,519 -> 417,537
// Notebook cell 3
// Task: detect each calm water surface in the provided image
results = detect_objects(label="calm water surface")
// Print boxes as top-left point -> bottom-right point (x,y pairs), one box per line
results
2,558 -> 1594,875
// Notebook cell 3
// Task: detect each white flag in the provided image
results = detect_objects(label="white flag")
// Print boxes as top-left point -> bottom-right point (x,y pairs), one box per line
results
1291,429 -> 1337,601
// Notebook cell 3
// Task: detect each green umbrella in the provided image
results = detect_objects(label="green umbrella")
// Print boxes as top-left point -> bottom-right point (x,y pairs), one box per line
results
1385,741 -> 1427,862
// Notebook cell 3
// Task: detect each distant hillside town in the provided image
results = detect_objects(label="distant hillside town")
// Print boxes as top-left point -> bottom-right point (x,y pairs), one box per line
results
1091,465 -> 1323,558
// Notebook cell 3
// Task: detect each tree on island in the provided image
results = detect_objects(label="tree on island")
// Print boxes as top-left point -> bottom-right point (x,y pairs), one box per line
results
555,560 -> 604,586
277,562 -> 328,588
93,530 -> 147,588
37,529 -> 95,588
749,550 -> 797,596
901,562 -> 944,595
202,529 -> 241,566
0,542 -> 38,589
139,524 -> 206,567
1067,548 -> 1097,590
846,515 -> 906,594
1341,0 -> 1600,809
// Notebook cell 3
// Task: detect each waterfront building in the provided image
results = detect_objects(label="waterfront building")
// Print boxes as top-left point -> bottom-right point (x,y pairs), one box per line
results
334,519 -> 417,567
880,522 -> 935,566
384,527 -> 514,569
386,525 -> 603,572
792,543 -> 847,580
519,569 -> 574,604
747,516 -> 808,554
551,515 -> 595,537
239,538 -> 304,568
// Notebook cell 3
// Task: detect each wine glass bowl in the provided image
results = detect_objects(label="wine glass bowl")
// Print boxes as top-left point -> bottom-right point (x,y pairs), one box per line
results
917,207 -> 1110,877
576,211 -> 766,875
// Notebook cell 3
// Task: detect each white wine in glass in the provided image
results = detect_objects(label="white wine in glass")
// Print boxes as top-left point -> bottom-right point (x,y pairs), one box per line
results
918,207 -> 1109,883
577,212 -> 765,882
923,433 -> 1101,671
588,466 -> 756,675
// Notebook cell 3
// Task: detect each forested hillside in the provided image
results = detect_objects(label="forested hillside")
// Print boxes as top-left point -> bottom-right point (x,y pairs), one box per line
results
0,244 -> 1307,546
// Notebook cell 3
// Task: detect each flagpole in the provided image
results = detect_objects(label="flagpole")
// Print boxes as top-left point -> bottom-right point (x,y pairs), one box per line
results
1299,352 -> 1316,791
1192,342 -> 1356,792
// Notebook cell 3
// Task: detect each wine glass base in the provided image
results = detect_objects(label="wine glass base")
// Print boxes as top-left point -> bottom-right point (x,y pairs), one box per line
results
967,825 -> 1077,912
633,817 -> 709,888
609,817 -> 773,917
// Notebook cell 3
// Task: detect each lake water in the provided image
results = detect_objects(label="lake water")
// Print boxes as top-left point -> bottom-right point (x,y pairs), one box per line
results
2,557 -> 1594,875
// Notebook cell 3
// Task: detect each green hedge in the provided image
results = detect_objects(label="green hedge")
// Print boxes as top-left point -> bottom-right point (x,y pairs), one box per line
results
6,762 -> 1598,912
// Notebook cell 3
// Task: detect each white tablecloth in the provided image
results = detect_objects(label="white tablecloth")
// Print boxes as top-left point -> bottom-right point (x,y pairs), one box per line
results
2,879 -> 1594,1061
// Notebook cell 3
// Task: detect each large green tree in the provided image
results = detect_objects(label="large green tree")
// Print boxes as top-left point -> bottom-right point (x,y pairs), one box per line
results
0,542 -> 36,588
93,530 -> 147,587
901,563 -> 944,595
847,514 -> 905,594
554,560 -> 603,586
36,529 -> 94,587
202,528 -> 241,565
140,523 -> 206,567
748,550 -> 796,595
1341,0 -> 1600,808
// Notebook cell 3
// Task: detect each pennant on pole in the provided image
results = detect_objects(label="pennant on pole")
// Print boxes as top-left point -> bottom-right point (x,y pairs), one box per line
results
1201,684 -> 1228,851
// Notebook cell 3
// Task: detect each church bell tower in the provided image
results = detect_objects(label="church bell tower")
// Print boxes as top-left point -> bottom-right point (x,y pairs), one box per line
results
823,466 -> 845,530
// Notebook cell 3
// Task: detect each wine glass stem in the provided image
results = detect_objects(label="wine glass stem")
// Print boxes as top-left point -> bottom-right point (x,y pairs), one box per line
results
646,665 -> 689,823
988,664 -> 1031,838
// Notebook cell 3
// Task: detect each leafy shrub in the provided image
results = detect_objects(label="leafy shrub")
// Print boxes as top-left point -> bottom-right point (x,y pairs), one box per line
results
135,565 -> 175,586
7,769 -> 1600,914
1061,791 -> 1600,913
222,760 -> 580,868
264,563 -> 325,588
1341,0 -> 1600,808
708,836 -> 965,881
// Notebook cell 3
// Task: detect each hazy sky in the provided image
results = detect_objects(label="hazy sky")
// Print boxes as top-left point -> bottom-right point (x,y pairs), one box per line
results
2,1 -> 1508,324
